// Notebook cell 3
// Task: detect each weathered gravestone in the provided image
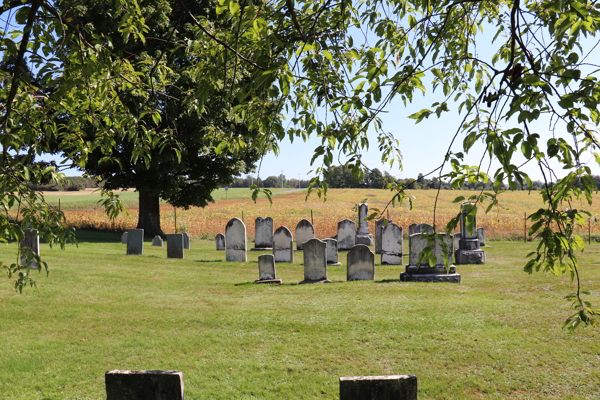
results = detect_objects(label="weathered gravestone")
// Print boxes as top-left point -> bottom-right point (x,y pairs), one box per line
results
339,375 -> 417,400
121,231 -> 128,244
273,226 -> 293,263
20,228 -> 40,269
337,219 -> 356,251
324,238 -> 340,265
254,254 -> 282,284
225,218 -> 247,262
182,232 -> 190,250
375,218 -> 392,254
347,244 -> 375,281
167,234 -> 184,259
409,223 -> 432,235
215,233 -> 226,251
253,217 -> 274,250
295,219 -> 315,250
400,233 -> 461,283
126,229 -> 144,255
356,203 -> 373,245
477,227 -> 486,247
105,370 -> 184,400
152,235 -> 163,247
381,223 -> 403,265
455,203 -> 485,264
301,238 -> 330,283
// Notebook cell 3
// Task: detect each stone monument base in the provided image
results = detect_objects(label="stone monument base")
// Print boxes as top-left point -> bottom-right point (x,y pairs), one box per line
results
251,247 -> 273,251
455,249 -> 485,264
327,262 -> 341,266
400,272 -> 461,283
254,278 -> 282,284
299,279 -> 332,284
356,234 -> 373,245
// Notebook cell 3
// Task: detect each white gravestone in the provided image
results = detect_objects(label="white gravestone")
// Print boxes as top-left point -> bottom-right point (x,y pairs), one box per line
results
215,233 -> 226,251
356,203 -> 373,245
254,254 -> 282,284
347,245 -> 375,281
225,218 -> 247,262
301,238 -> 330,283
152,235 -> 163,247
477,227 -> 485,246
167,234 -> 184,259
295,219 -> 315,250
381,223 -> 403,265
273,226 -> 293,263
121,231 -> 128,244
455,203 -> 485,264
20,228 -> 40,269
400,233 -> 460,283
375,219 -> 392,254
126,229 -> 144,255
337,219 -> 356,251
324,238 -> 340,265
253,217 -> 274,250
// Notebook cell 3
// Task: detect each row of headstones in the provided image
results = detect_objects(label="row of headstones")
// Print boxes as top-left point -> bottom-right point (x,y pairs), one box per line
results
121,230 -> 190,258
105,370 -> 417,400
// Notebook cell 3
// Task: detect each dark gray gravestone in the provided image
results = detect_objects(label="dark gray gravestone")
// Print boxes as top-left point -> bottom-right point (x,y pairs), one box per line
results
126,229 -> 144,255
477,227 -> 486,246
105,370 -> 184,400
152,235 -> 163,247
337,219 -> 356,251
347,244 -> 375,281
324,238 -> 340,265
255,254 -> 281,284
455,203 -> 485,264
182,232 -> 190,250
295,219 -> 315,250
400,233 -> 460,283
121,231 -> 128,244
167,234 -> 184,259
215,233 -> 226,251
339,375 -> 417,400
253,217 -> 274,250
273,226 -> 293,263
20,228 -> 40,269
301,238 -> 330,283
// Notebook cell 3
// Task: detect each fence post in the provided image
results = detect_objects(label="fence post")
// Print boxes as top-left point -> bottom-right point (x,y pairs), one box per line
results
174,207 -> 177,233
524,212 -> 527,243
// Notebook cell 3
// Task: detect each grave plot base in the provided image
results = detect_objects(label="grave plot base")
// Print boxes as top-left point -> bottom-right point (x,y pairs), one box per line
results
455,249 -> 485,264
405,265 -> 456,274
254,279 -> 282,285
355,234 -> 373,245
250,247 -> 273,251
299,279 -> 332,284
326,262 -> 341,266
400,272 -> 461,283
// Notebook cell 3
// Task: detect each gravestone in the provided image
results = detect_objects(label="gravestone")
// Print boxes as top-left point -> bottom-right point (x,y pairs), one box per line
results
356,203 -> 373,245
215,233 -> 226,251
375,219 -> 392,254
301,238 -> 330,283
182,232 -> 190,250
400,233 -> 461,283
167,234 -> 184,259
225,218 -> 247,262
152,235 -> 163,247
455,203 -> 485,264
339,375 -> 417,400
295,219 -> 315,250
324,238 -> 340,265
381,223 -> 403,265
254,254 -> 282,284
409,223 -> 432,235
477,227 -> 486,246
121,231 -> 128,244
126,229 -> 144,255
347,244 -> 375,281
105,370 -> 184,400
337,219 -> 356,251
273,226 -> 293,263
453,232 -> 461,255
253,217 -> 274,250
408,223 -> 417,236
20,228 -> 40,269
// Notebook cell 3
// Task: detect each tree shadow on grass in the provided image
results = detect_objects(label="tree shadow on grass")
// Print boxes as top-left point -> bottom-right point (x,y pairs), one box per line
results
376,279 -> 402,283
194,259 -> 223,263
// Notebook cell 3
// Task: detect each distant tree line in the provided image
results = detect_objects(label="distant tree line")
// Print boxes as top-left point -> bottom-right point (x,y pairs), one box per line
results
28,176 -> 99,192
229,175 -> 311,189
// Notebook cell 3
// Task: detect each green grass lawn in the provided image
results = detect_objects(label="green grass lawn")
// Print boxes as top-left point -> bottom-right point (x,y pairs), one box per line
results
1,233 -> 599,399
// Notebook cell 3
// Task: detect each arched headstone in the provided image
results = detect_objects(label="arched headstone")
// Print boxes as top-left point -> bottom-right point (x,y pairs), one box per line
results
225,218 -> 247,262
301,238 -> 330,283
295,219 -> 315,250
347,244 -> 375,281
215,234 -> 226,251
152,235 -> 163,247
273,226 -> 293,263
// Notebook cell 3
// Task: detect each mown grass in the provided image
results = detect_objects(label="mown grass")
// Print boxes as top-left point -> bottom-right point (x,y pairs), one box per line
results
1,231 -> 599,399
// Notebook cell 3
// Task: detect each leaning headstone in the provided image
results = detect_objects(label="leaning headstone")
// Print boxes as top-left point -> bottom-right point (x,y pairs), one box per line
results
253,217 -> 274,250
477,227 -> 486,247
152,235 -> 163,247
215,233 -> 226,251
273,226 -> 293,263
375,219 -> 392,254
339,375 -> 417,400
356,203 -> 373,245
126,229 -> 144,255
337,219 -> 356,251
182,232 -> 190,250
121,231 -> 128,244
400,233 -> 460,283
324,238 -> 340,265
105,370 -> 184,400
167,234 -> 184,259
347,244 -> 375,281
225,218 -> 247,262
455,203 -> 485,264
254,254 -> 282,284
20,228 -> 40,269
295,219 -> 315,250
300,238 -> 330,283
381,223 -> 403,265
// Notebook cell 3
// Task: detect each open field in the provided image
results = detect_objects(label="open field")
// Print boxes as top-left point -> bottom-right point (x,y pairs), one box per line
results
1,232 -> 599,399
53,188 -> 600,241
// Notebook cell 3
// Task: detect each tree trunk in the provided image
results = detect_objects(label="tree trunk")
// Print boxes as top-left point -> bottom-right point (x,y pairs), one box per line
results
137,190 -> 164,237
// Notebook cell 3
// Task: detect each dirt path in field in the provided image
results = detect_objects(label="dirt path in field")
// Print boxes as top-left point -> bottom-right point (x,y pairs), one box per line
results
40,188 -> 136,196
